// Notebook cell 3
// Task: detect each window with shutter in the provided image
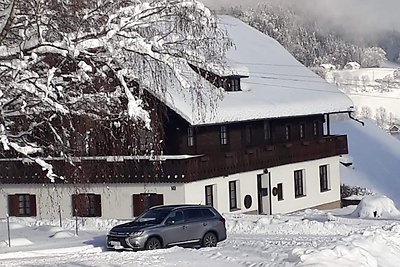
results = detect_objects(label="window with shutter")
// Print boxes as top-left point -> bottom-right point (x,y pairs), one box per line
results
72,193 -> 101,217
8,194 -> 37,217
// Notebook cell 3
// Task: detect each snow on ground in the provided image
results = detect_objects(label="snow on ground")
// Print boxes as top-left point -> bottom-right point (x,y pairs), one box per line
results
2,200 -> 400,266
332,119 -> 400,204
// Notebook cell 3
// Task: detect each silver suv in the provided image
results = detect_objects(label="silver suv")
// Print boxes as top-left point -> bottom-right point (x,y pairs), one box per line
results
107,205 -> 227,250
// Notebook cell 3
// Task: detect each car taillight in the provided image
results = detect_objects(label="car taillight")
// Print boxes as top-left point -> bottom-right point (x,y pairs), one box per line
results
219,217 -> 226,226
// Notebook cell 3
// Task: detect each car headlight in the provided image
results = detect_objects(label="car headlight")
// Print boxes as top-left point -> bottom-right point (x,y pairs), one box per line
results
129,231 -> 144,237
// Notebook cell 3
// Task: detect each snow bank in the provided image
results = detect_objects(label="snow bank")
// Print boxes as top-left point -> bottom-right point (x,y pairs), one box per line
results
226,214 -> 353,236
351,195 -> 400,219
49,231 -> 75,239
290,224 -> 400,267
0,238 -> 34,248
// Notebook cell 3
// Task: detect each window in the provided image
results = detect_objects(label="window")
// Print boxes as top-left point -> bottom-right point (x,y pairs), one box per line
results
166,211 -> 184,224
294,170 -> 306,198
187,127 -> 194,147
299,123 -> 305,139
285,125 -> 291,141
72,193 -> 102,217
184,208 -> 203,221
226,77 -> 241,91
205,185 -> 214,207
229,181 -> 239,211
133,193 -> 164,217
220,125 -> 228,145
245,125 -> 252,144
320,165 -> 330,192
277,183 -> 284,201
313,121 -> 319,136
201,208 -> 216,218
264,120 -> 271,140
8,194 -> 36,217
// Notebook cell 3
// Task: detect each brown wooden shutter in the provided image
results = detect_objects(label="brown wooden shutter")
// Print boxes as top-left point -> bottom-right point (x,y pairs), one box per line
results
133,194 -> 145,217
154,194 -> 164,206
8,195 -> 19,216
29,195 -> 37,217
94,194 -> 102,217
72,194 -> 86,217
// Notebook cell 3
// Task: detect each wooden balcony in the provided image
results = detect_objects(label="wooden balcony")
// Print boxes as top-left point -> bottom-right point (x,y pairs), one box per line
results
0,135 -> 347,184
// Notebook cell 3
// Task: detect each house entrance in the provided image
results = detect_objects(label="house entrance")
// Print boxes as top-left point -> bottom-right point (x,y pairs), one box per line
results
132,193 -> 164,217
257,173 -> 271,215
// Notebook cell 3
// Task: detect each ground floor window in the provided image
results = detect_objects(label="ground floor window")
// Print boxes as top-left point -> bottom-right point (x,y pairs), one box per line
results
319,165 -> 330,192
132,193 -> 164,217
72,193 -> 102,217
294,170 -> 306,198
8,194 -> 37,217
205,185 -> 214,207
229,180 -> 239,211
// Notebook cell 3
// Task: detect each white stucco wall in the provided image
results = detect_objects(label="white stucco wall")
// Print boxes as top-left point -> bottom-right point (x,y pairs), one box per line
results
183,170 -> 260,214
0,156 -> 342,219
268,156 -> 341,214
0,183 -> 185,220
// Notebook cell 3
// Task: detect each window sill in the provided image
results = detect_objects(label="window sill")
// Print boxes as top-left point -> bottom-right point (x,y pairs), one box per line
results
320,189 -> 331,193
295,194 -> 307,199
229,208 -> 241,212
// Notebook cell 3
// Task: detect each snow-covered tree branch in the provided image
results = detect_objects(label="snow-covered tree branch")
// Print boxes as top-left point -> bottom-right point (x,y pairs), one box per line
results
0,0 -> 231,182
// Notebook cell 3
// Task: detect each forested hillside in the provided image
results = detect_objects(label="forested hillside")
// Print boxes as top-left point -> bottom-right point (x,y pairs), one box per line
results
225,3 -> 392,69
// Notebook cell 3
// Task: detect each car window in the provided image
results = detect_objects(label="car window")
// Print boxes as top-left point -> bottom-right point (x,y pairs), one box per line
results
183,208 -> 203,221
134,209 -> 170,225
166,211 -> 184,224
201,208 -> 215,218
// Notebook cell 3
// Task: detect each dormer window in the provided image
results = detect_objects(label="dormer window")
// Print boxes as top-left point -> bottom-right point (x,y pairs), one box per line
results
226,77 -> 241,92
187,127 -> 194,147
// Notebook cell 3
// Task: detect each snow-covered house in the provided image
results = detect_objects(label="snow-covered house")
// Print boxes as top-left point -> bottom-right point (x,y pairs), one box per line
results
0,16 -> 352,219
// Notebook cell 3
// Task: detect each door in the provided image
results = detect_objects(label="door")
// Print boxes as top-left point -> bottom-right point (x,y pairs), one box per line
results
257,173 -> 271,215
162,211 -> 188,246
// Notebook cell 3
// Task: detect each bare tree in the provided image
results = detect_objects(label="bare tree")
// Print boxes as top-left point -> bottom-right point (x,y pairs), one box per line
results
0,0 -> 231,181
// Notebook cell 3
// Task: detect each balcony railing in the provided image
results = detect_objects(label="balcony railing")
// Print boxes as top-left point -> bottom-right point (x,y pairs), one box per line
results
0,135 -> 347,184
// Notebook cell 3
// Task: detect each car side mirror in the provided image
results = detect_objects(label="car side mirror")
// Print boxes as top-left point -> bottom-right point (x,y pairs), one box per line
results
166,218 -> 175,225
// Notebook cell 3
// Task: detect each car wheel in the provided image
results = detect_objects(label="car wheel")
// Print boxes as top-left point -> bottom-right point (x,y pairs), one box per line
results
145,237 -> 162,250
202,232 -> 217,247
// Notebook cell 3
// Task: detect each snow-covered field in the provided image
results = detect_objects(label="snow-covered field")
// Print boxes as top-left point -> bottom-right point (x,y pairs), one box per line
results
326,67 -> 400,122
1,197 -> 400,267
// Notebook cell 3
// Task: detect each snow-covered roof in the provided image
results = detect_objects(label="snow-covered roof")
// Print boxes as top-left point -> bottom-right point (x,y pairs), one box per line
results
155,16 -> 353,126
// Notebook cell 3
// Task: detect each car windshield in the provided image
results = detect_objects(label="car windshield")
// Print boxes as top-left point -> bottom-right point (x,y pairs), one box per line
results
133,209 -> 170,225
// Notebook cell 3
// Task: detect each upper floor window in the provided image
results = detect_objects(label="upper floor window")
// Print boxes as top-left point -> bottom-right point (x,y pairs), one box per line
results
300,123 -> 305,139
220,125 -> 228,145
187,127 -> 194,147
285,125 -> 291,141
264,120 -> 271,140
313,121 -> 319,136
245,125 -> 252,144
225,77 -> 241,92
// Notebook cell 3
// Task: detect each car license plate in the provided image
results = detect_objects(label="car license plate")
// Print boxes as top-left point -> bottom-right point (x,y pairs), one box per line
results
110,241 -> 121,247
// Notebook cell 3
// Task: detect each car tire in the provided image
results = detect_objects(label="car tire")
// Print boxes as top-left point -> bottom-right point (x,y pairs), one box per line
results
145,237 -> 162,250
202,232 -> 218,247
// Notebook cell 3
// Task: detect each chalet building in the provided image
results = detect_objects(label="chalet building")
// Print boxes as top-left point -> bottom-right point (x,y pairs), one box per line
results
0,16 -> 353,219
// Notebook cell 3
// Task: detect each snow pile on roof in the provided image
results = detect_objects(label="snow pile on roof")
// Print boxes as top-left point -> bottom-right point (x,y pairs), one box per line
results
351,195 -> 400,219
159,16 -> 353,125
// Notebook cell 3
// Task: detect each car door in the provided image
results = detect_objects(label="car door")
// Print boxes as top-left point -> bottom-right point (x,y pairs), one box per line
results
183,208 -> 206,244
161,211 -> 188,246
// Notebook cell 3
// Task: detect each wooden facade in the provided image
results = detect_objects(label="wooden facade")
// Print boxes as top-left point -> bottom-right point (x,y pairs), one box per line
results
0,110 -> 348,184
